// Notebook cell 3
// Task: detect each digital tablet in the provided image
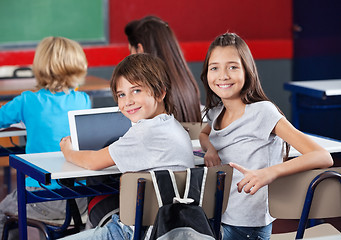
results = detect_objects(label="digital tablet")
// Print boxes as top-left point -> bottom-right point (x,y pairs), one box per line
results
68,107 -> 132,151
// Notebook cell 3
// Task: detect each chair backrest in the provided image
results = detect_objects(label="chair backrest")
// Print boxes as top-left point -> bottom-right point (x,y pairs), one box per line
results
119,164 -> 233,226
180,122 -> 207,140
268,167 -> 341,220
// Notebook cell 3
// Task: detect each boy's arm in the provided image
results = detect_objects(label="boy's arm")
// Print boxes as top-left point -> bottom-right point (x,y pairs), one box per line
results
60,136 -> 114,170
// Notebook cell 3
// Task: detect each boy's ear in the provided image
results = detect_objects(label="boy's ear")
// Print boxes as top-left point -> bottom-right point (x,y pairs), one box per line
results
136,43 -> 144,53
157,90 -> 167,102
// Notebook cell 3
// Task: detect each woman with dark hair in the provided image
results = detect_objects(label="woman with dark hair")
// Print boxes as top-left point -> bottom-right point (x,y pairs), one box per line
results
125,15 -> 202,122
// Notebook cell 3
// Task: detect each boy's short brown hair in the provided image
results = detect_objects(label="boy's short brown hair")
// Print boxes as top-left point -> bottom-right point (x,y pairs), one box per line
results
32,36 -> 87,93
110,53 -> 175,115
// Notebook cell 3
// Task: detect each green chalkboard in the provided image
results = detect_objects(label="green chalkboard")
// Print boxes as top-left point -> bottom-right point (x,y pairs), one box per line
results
0,0 -> 107,48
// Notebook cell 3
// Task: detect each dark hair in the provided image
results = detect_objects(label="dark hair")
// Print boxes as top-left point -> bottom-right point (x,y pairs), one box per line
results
111,53 -> 174,115
201,32 -> 290,160
125,15 -> 201,122
201,32 -> 271,111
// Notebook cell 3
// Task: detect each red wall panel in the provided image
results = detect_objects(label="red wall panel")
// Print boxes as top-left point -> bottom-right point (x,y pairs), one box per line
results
0,40 -> 292,67
109,0 -> 292,43
0,0 -> 293,67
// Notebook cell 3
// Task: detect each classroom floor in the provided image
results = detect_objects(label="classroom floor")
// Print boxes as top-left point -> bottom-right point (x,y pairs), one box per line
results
0,167 -> 41,240
1,167 -> 340,239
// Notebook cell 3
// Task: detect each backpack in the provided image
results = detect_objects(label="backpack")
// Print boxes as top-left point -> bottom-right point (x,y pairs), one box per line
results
87,174 -> 121,227
149,167 -> 216,240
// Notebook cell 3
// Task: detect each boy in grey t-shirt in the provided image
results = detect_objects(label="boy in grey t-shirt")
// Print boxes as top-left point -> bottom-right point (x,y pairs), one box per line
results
109,113 -> 194,173
60,54 -> 195,240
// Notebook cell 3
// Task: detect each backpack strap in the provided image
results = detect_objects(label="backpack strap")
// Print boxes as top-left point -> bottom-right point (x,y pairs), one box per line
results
150,170 -> 180,207
183,167 -> 208,207
151,167 -> 209,208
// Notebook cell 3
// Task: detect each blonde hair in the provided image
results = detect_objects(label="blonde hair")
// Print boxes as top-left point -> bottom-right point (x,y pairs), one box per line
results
32,36 -> 87,93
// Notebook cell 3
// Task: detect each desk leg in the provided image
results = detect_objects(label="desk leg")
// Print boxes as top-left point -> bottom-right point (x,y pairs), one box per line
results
16,171 -> 27,240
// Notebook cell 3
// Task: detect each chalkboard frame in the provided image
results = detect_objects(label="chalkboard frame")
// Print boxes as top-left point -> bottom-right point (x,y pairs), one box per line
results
0,0 -> 108,49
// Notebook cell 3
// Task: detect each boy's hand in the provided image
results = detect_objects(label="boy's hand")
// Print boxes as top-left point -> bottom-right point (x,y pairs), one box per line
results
204,147 -> 221,167
229,162 -> 275,195
60,136 -> 73,152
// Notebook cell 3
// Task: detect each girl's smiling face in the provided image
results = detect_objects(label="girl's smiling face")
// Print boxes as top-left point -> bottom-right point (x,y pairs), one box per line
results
116,76 -> 166,123
207,46 -> 245,102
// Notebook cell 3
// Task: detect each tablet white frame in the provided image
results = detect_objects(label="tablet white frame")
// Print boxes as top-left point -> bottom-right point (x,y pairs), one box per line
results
68,107 -> 120,151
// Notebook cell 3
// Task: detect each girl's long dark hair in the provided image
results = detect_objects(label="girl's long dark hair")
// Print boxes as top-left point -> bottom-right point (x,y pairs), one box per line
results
201,32 -> 290,161
125,16 -> 201,122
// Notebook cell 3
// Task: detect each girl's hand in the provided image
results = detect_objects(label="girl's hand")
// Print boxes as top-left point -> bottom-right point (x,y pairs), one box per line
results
229,162 -> 276,195
60,136 -> 73,153
204,147 -> 221,167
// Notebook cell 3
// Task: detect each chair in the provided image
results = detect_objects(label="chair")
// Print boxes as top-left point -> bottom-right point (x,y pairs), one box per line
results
268,167 -> 341,239
180,122 -> 207,140
2,199 -> 86,240
119,164 -> 233,240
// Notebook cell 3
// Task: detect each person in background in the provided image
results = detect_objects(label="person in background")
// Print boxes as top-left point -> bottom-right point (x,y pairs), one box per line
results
59,53 -> 195,240
199,32 -> 333,240
0,36 -> 91,239
125,15 -> 202,122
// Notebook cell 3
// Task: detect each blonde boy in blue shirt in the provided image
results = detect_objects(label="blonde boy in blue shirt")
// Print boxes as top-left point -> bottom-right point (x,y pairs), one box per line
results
0,36 -> 91,239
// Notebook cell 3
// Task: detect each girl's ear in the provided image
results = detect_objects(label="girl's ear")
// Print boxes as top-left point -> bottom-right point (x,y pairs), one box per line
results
136,43 -> 144,53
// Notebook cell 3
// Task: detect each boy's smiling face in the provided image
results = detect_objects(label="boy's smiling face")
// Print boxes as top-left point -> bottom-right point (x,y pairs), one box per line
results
116,76 -> 166,123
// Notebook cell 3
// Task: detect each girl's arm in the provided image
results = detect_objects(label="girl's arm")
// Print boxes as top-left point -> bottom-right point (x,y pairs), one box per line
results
60,136 -> 114,170
272,117 -> 333,173
231,117 -> 333,195
199,124 -> 222,167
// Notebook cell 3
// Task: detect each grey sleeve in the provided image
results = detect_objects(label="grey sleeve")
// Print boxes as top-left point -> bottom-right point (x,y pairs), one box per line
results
254,102 -> 284,140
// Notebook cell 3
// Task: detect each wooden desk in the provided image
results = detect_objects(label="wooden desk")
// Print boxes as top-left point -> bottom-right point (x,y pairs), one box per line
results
0,75 -> 111,102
